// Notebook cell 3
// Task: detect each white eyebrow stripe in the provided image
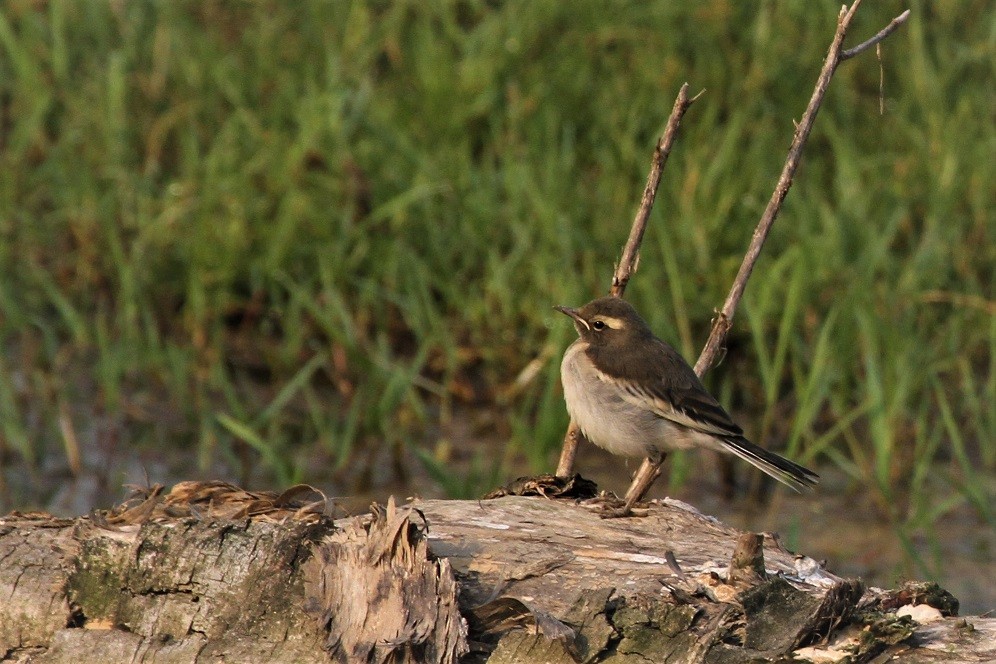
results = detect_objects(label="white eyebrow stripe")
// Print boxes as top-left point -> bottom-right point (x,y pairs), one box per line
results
596,316 -> 626,329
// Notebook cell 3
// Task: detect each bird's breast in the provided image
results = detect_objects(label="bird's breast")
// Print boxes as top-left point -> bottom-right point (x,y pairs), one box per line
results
560,341 -> 663,457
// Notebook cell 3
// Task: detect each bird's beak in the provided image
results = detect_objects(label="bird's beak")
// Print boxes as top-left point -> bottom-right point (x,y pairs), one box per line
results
554,305 -> 589,330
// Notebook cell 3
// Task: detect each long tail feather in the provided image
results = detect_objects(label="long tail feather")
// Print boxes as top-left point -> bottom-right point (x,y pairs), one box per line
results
720,437 -> 819,491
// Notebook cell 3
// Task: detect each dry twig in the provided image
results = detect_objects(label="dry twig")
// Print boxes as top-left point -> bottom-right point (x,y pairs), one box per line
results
610,85 -> 703,299
621,1 -> 910,506
555,84 -> 700,477
556,1 -> 911,506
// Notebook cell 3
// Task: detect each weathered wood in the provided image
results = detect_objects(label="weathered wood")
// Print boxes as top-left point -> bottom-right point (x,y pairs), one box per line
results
0,483 -> 341,663
0,483 -> 333,664
305,498 -> 468,663
726,532 -> 767,589
0,515 -> 78,654
0,483 -> 993,663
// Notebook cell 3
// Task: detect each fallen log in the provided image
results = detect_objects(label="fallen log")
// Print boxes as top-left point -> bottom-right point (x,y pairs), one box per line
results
0,481 -> 992,663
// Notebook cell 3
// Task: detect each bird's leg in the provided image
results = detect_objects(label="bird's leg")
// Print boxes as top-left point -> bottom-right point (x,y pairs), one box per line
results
624,454 -> 665,503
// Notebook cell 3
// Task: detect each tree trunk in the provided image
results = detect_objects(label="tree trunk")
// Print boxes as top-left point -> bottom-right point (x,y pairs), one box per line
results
0,481 -> 992,663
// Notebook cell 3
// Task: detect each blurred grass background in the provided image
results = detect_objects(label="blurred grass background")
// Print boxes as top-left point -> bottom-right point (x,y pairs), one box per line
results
0,0 -> 992,607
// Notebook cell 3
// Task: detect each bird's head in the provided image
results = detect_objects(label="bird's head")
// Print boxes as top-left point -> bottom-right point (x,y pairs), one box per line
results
555,296 -> 653,349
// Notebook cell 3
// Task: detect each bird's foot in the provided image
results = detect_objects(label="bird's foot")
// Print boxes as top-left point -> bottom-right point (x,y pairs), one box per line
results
579,492 -> 648,518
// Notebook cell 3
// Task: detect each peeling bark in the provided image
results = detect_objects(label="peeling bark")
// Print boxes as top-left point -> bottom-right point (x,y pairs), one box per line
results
304,498 -> 468,663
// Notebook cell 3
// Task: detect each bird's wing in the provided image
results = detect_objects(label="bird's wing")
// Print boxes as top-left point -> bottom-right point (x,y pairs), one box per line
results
626,379 -> 743,437
602,340 -> 745,438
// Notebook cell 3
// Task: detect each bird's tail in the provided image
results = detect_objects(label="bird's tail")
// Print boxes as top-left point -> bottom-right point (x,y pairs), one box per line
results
720,437 -> 819,491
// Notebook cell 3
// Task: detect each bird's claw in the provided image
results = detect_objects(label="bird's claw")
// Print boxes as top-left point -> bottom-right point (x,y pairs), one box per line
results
579,493 -> 648,518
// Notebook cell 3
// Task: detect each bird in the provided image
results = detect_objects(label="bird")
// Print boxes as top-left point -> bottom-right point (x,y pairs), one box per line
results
556,296 -> 818,509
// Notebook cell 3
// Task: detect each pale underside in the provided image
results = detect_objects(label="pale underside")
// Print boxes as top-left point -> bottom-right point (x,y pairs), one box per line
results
560,340 -> 729,458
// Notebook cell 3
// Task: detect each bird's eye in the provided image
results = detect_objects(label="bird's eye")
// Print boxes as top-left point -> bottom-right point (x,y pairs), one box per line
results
591,320 -> 605,330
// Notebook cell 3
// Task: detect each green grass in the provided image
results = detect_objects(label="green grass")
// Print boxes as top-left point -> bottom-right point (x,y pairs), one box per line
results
0,0 -> 992,549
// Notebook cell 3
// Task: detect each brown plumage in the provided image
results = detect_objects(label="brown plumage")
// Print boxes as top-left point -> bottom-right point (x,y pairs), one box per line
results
557,296 -> 818,491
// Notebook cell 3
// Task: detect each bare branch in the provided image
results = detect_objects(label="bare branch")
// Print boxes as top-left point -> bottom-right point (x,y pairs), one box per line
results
555,421 -> 583,477
624,0 -> 910,506
556,84 -> 700,478
692,0 -> 887,377
610,83 -> 700,297
842,10 -> 911,61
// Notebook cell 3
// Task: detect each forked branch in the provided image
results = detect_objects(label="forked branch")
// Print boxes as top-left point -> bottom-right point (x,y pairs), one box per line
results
692,0 -> 909,377
559,0 -> 910,502
841,9 -> 910,61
